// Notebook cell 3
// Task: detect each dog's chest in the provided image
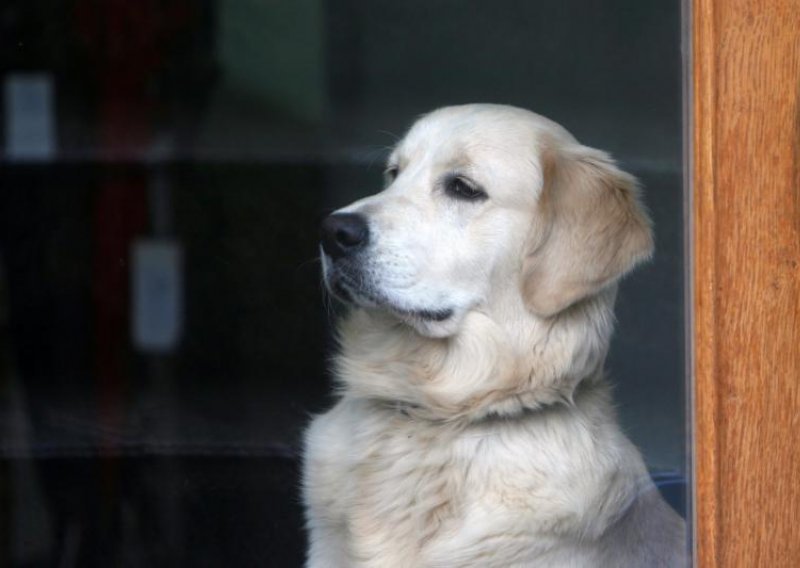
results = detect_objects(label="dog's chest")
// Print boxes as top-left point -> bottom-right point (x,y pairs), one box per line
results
307,399 -> 630,567
341,411 -> 466,565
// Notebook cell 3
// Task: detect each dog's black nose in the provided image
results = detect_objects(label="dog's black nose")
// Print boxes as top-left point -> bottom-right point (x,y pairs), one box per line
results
320,213 -> 370,258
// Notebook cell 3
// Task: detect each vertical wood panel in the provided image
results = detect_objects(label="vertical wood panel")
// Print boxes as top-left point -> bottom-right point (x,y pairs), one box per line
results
692,0 -> 800,566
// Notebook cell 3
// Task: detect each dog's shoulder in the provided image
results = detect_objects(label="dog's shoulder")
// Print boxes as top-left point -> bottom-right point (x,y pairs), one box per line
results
596,485 -> 688,568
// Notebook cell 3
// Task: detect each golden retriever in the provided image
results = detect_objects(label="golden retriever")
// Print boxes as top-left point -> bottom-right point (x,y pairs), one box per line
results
303,104 -> 686,567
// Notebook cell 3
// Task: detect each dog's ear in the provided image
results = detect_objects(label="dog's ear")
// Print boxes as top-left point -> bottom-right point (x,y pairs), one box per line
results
521,144 -> 654,318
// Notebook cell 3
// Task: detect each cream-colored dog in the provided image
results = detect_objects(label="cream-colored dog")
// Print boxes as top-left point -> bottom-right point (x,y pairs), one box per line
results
303,104 -> 686,567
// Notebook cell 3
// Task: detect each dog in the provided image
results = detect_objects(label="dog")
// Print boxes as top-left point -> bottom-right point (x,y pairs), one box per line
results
303,104 -> 686,567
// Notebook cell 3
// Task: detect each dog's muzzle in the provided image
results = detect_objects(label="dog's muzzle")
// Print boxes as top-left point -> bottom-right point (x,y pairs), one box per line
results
319,212 -> 454,325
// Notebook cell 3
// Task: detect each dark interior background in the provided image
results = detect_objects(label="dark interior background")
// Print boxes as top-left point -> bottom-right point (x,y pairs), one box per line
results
0,1 -> 684,566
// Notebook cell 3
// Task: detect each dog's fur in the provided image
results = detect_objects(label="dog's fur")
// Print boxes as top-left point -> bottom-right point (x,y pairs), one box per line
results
303,104 -> 686,567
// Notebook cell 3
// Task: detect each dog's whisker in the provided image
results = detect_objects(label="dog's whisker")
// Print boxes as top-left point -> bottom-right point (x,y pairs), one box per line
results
296,256 -> 322,274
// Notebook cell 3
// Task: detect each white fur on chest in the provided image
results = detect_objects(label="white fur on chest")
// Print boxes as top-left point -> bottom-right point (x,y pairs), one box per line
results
303,391 -> 647,568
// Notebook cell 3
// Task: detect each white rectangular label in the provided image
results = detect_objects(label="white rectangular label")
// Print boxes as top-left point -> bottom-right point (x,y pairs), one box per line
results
4,73 -> 56,160
131,239 -> 183,353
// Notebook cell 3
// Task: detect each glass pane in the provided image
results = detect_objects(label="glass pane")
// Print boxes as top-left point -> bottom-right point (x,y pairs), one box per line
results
0,1 -> 687,565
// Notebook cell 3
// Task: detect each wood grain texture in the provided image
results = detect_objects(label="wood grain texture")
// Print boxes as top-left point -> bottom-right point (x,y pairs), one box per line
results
692,0 -> 800,566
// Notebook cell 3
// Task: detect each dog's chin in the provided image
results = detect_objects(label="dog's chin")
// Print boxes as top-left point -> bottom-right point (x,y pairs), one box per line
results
326,275 -> 460,338
391,305 -> 460,338
399,311 -> 463,338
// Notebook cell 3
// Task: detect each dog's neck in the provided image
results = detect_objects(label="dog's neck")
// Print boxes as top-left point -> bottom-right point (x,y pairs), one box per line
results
334,286 -> 618,423
372,369 -> 609,428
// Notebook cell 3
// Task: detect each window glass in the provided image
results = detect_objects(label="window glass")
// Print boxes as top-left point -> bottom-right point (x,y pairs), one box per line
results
0,1 -> 685,565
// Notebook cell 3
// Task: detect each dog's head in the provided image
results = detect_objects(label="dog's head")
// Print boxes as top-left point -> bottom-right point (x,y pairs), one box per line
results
321,104 -> 653,339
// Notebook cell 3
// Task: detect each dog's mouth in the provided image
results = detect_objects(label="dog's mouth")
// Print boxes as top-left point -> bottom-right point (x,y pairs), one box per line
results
327,271 -> 453,323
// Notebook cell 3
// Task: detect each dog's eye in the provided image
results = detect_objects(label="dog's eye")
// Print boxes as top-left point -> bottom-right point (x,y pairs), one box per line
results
384,165 -> 399,184
444,176 -> 487,201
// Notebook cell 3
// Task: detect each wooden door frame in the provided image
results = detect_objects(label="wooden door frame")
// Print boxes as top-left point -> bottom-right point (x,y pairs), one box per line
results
691,0 -> 800,565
